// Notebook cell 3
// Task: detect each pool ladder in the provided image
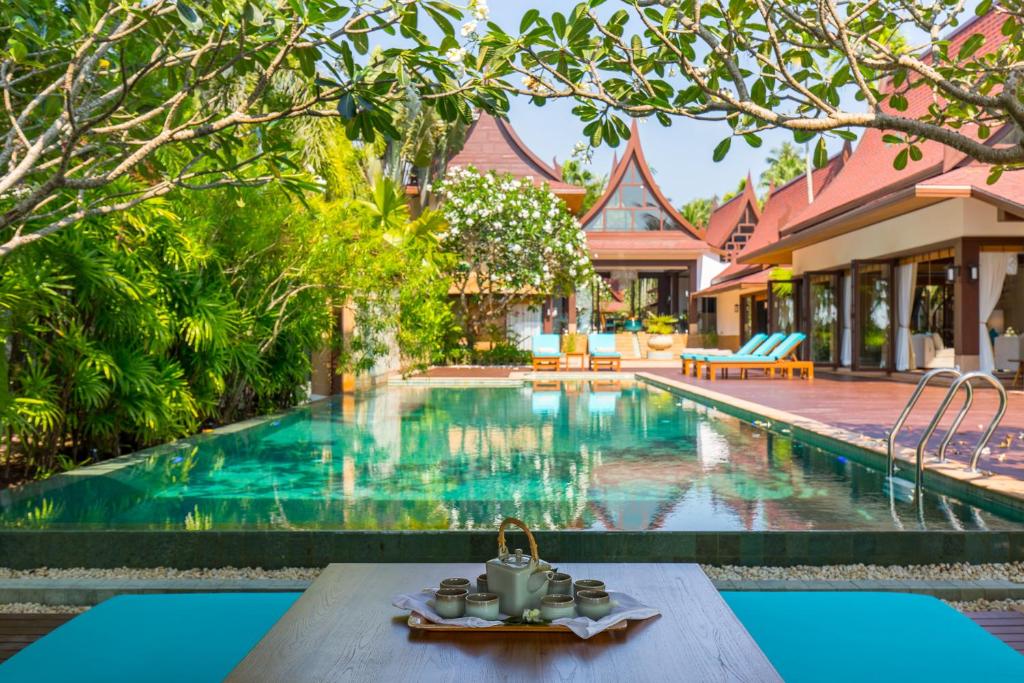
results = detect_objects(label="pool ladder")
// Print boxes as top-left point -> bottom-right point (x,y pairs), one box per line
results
887,368 -> 1008,503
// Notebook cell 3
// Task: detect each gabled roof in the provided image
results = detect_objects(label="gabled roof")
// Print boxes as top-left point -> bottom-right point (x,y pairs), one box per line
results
777,10 -> 1012,239
703,174 -> 761,249
448,112 -> 586,212
579,119 -> 704,239
711,147 -> 849,284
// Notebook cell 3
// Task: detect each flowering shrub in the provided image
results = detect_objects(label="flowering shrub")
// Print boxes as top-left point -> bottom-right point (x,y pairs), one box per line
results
436,165 -> 594,346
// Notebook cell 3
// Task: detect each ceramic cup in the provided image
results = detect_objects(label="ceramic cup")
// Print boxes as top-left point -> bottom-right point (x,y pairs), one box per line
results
476,573 -> 488,593
440,577 -> 471,591
573,579 -> 605,598
433,588 -> 467,619
547,572 -> 572,596
539,594 -> 576,621
464,592 -> 500,620
575,589 -> 612,620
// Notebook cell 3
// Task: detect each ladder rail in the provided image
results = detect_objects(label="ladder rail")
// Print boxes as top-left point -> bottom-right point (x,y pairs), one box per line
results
936,382 -> 974,462
887,368 -> 962,476
913,371 -> 1009,497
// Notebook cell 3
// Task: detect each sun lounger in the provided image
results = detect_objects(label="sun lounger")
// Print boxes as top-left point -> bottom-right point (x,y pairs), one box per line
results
531,334 -> 563,371
700,332 -> 811,381
587,333 -> 621,371
680,333 -> 768,375
690,332 -> 785,377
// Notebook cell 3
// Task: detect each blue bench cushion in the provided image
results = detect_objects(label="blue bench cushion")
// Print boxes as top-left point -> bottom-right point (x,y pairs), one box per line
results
0,592 -> 300,683
724,591 -> 1024,682
590,350 -> 621,357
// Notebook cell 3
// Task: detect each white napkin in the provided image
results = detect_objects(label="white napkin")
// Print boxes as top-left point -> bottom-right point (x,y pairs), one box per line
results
392,589 -> 660,640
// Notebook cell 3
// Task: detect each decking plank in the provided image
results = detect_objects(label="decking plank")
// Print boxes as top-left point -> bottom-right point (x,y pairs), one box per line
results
0,613 -> 75,663
967,611 -> 1024,655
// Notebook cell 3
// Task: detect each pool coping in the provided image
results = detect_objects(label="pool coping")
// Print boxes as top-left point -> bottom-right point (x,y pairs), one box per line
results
637,373 -> 1024,514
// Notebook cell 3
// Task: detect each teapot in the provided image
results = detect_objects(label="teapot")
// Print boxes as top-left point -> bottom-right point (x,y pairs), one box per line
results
485,517 -> 553,616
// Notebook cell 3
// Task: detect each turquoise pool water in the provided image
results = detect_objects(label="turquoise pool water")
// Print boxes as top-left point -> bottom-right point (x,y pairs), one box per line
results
2,381 -> 1022,530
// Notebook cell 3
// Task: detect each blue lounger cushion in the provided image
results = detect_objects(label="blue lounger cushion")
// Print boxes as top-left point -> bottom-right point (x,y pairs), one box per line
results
532,334 -> 562,357
587,334 -> 620,357
0,592 -> 300,683
681,332 -> 767,360
590,350 -> 621,357
689,332 -> 786,363
724,591 -> 1024,683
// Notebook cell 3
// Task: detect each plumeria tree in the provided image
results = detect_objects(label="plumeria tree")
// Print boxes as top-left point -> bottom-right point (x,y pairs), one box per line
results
436,166 -> 595,348
0,0 -> 500,258
472,1 -> 1024,178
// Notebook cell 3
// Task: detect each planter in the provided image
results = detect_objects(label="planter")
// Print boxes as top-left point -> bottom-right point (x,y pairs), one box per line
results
647,334 -> 673,351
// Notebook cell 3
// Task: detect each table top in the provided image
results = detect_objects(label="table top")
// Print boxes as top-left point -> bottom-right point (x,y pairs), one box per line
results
228,563 -> 781,683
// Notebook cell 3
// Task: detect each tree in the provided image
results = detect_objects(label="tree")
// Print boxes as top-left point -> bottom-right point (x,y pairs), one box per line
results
436,166 -> 595,347
560,158 -> 608,214
0,0 -> 489,257
679,196 -> 715,229
479,2 -> 1024,177
759,143 -> 807,193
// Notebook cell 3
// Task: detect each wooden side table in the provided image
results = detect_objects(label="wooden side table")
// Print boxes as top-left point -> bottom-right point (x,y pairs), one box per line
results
1012,358 -> 1023,390
563,352 -> 586,370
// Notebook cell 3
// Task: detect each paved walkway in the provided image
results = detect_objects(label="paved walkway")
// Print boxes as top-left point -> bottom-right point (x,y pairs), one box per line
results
647,369 -> 1024,480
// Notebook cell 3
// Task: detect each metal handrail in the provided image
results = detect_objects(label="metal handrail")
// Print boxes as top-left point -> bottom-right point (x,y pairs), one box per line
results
913,371 -> 1009,496
936,382 -> 974,463
887,368 -> 962,476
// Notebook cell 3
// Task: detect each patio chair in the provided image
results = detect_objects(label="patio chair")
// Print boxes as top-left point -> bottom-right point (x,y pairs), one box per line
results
531,334 -> 563,371
680,333 -> 768,375
587,333 -> 622,371
690,332 -> 785,377
700,332 -> 811,381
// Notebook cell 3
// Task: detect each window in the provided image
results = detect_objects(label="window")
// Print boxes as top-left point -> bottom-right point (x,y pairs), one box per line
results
698,298 -> 717,333
584,157 -> 681,232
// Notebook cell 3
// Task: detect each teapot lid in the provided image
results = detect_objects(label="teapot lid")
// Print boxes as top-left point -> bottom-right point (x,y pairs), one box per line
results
501,548 -> 531,568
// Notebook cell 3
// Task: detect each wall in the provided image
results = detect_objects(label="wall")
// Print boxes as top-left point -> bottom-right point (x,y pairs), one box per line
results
698,254 -> 729,290
791,198 -> 1022,274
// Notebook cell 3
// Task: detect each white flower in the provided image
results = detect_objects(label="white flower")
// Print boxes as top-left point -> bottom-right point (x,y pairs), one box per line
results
471,0 -> 489,20
445,47 -> 467,64
460,20 -> 477,36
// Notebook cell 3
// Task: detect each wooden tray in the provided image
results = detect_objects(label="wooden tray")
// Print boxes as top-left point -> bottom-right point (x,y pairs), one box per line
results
407,611 -> 627,633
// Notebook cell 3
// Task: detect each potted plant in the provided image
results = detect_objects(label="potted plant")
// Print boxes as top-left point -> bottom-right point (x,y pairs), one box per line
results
644,314 -> 677,351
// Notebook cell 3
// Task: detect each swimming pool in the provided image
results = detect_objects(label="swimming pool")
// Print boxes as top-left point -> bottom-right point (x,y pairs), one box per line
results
2,380 -> 1022,531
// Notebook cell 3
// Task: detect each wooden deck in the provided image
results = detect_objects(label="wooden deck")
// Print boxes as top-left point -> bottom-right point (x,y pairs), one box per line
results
0,608 -> 1021,665
0,613 -> 75,663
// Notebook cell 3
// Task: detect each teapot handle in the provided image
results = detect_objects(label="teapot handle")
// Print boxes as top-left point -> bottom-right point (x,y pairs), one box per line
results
497,517 -> 540,563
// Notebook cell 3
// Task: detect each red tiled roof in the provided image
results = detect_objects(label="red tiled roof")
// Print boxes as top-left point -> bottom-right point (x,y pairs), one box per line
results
708,148 -> 848,286
579,119 -> 704,240
448,112 -> 586,198
695,268 -> 772,297
704,175 -> 760,248
783,10 -> 1011,236
917,162 -> 1024,213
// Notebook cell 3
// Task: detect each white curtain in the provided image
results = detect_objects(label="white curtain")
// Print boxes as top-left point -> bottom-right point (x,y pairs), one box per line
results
979,252 -> 1015,373
507,303 -> 543,350
840,273 -> 853,367
895,262 -> 917,371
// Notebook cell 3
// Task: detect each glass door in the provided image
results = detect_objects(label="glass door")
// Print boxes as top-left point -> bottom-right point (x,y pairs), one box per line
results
807,272 -> 839,365
740,292 -> 769,344
853,261 -> 893,370
768,279 -> 802,336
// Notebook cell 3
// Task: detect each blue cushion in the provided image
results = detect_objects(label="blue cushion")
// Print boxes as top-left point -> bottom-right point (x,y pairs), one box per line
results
532,351 -> 563,358
0,593 -> 300,683
724,592 -> 1024,682
590,351 -> 621,357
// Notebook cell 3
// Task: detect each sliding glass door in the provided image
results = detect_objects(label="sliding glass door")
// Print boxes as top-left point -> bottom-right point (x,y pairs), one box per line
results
807,272 -> 839,365
853,261 -> 893,370
768,279 -> 802,336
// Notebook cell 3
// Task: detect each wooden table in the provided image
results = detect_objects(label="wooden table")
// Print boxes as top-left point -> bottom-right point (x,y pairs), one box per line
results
1012,358 -> 1023,389
562,352 -> 586,370
228,563 -> 780,682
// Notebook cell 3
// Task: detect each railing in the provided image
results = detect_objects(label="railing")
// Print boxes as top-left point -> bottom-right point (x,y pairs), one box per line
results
886,368 -> 962,476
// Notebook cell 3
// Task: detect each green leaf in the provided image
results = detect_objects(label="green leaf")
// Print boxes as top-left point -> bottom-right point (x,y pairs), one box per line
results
908,145 -> 922,162
987,166 -> 1004,185
243,3 -> 264,25
957,33 -> 984,61
519,9 -> 539,32
743,133 -> 762,148
813,137 -> 828,168
8,39 -> 27,62
176,1 -> 203,32
893,149 -> 908,171
889,93 -> 908,111
712,137 -> 731,162
976,0 -> 993,16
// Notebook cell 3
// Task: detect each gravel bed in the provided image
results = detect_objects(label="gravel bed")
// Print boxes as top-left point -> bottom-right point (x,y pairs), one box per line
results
945,599 -> 1024,613
703,562 -> 1024,582
0,567 -> 322,581
0,603 -> 89,614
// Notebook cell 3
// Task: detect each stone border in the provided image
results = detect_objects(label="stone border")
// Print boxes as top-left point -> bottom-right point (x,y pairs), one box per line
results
2,530 -> 1023,568
637,372 -> 1024,513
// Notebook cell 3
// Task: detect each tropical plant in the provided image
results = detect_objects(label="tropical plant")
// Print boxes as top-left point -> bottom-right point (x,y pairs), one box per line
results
436,166 -> 595,348
560,143 -> 609,214
478,2 -> 1024,178
759,143 -> 808,193
644,314 -> 677,335
0,0 -> 488,258
679,196 -> 716,230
